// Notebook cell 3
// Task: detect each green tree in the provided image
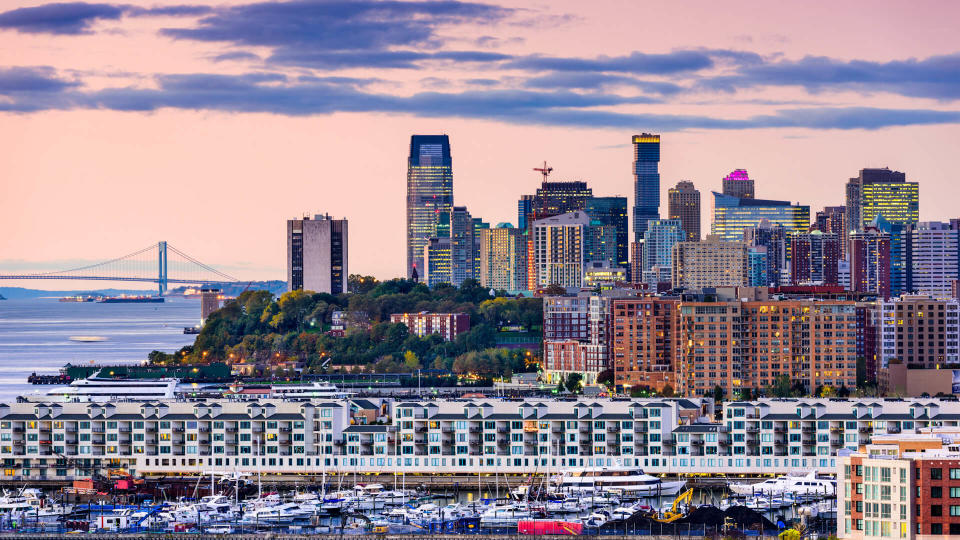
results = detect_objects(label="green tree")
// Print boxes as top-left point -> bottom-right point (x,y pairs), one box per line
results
659,384 -> 675,397
769,375 -> 793,398
565,373 -> 583,394
403,350 -> 421,370
555,374 -> 566,394
713,385 -> 725,403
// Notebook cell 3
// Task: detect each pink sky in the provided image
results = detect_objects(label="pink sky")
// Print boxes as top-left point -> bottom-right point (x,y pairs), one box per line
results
1,0 -> 959,288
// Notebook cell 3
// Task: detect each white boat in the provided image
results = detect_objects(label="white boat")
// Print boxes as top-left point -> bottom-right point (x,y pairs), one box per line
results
68,336 -> 107,343
267,382 -> 354,400
479,505 -> 532,527
729,472 -> 837,497
241,505 -> 296,526
554,467 -> 686,497
45,376 -> 178,402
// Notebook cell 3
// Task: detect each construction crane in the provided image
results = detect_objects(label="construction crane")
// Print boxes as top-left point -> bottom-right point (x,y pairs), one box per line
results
533,161 -> 553,182
655,488 -> 694,523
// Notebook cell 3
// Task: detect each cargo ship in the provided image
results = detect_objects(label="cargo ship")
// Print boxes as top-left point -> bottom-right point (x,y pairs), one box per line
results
97,295 -> 164,303
59,295 -> 97,302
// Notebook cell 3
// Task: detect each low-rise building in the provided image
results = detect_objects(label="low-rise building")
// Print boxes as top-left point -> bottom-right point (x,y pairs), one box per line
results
389,312 -> 470,341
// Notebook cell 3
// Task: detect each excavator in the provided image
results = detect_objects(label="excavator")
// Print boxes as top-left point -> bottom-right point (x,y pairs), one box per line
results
655,488 -> 694,523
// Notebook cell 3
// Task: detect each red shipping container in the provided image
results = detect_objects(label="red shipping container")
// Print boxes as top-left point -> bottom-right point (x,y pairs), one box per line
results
518,520 -> 583,535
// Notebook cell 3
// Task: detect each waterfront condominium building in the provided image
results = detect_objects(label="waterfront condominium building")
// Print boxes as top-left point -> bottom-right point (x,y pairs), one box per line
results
712,192 -> 810,243
642,219 -> 685,286
876,295 -> 960,369
532,211 -> 591,289
286,214 -> 348,294
585,196 -> 629,273
721,169 -> 754,199
678,299 -> 858,396
906,221 -> 960,298
672,235 -> 749,289
849,225 -> 892,298
406,135 -> 453,279
389,312 -> 470,341
479,225 -> 528,291
610,296 -> 680,392
632,134 -> 660,241
667,181 -> 700,242
789,231 -> 841,286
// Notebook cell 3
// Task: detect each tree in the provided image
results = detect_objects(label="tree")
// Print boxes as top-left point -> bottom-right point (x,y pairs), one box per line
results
740,387 -> 753,401
769,375 -> 792,398
596,369 -> 614,389
659,384 -> 675,397
555,374 -> 566,394
403,350 -> 420,371
820,385 -> 837,398
837,384 -> 850,398
565,373 -> 583,394
713,385 -> 725,403
348,274 -> 380,294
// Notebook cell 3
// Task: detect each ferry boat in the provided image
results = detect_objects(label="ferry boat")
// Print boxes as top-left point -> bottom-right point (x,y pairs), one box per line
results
268,382 -> 354,400
45,377 -> 178,402
728,471 -> 837,496
553,467 -> 687,497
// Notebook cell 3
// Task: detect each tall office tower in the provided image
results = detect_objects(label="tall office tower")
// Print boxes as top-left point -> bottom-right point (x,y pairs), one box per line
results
632,133 -> 661,241
844,167 -> 917,237
406,135 -> 453,279
585,196 -> 629,272
849,225 -> 892,298
789,231 -> 841,285
286,214 -> 348,294
532,211 -> 591,289
585,222 -> 619,268
448,206 -> 476,286
906,222 -> 960,298
721,169 -> 754,199
642,219 -> 685,285
471,217 -> 489,280
610,297 -> 680,392
672,235 -> 749,289
748,246 -> 768,287
517,195 -> 534,230
744,222 -> 789,287
667,181 -> 700,242
711,192 -> 810,243
870,215 -> 907,296
479,225 -> 527,291
630,241 -> 644,284
423,237 -> 452,286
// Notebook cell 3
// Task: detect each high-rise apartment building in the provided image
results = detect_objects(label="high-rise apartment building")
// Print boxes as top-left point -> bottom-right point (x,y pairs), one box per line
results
906,221 -> 960,298
286,214 -> 348,294
849,226 -> 891,298
479,226 -> 528,291
721,169 -> 754,199
744,222 -> 789,287
521,179 -> 594,289
712,192 -> 810,243
406,135 -> 453,279
610,297 -> 679,392
632,134 -> 660,241
642,219 -> 684,285
630,241 -> 644,285
585,196 -> 629,272
876,296 -> 960,369
814,206 -> 846,235
532,211 -> 591,289
423,237 -> 452,286
517,195 -> 534,230
748,246 -> 769,287
789,231 -> 841,286
667,181 -> 700,242
542,294 -> 611,385
448,206 -> 476,286
678,299 -> 858,396
672,235 -> 749,289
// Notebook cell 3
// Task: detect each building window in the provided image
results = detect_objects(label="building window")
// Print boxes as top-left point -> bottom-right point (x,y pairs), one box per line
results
931,505 -> 942,517
931,467 -> 942,480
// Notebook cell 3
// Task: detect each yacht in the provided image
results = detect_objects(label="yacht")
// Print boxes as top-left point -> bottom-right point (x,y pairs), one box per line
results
45,377 -> 178,402
268,382 -> 354,400
729,472 -> 837,496
554,467 -> 687,497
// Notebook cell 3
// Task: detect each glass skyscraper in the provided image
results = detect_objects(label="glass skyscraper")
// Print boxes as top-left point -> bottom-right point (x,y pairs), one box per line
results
711,192 -> 810,243
632,133 -> 660,241
585,196 -> 628,271
406,135 -> 453,279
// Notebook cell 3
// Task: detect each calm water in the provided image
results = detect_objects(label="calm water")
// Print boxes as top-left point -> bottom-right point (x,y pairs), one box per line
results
0,297 -> 200,401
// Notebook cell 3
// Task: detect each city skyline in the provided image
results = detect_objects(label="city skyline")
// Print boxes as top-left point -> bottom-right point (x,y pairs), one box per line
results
2,1 -> 960,285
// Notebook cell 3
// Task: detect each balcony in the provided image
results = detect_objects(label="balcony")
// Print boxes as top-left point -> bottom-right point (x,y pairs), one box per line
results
746,426 -> 760,433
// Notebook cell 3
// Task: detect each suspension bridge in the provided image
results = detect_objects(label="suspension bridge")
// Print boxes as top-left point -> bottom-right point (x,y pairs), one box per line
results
0,241 -> 239,295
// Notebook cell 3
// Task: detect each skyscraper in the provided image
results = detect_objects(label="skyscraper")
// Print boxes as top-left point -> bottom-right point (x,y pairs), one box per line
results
585,196 -> 628,271
906,221 -> 960,298
520,178 -> 594,289
286,214 -> 348,294
517,195 -> 534,230
667,180 -> 700,242
406,135 -> 453,279
672,235 -> 749,289
744,222 -> 789,287
448,206 -> 476,286
642,219 -> 685,285
722,169 -> 754,199
844,167 -> 917,239
632,133 -> 660,241
712,192 -> 810,243
789,231 -> 841,286
849,225 -> 891,298
479,225 -> 527,291
533,211 -> 591,289
423,237 -> 452,287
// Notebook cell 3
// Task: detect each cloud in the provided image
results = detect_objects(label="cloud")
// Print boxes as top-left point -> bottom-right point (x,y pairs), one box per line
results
3,70 -> 959,131
0,2 -> 124,34
210,51 -> 261,63
158,0 -> 512,69
702,53 -> 960,100
0,66 -> 79,93
522,72 -> 684,95
0,2 -> 210,35
505,50 -> 715,75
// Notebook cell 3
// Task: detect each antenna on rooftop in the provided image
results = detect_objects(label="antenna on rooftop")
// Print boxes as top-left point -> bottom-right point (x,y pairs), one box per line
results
533,161 -> 553,182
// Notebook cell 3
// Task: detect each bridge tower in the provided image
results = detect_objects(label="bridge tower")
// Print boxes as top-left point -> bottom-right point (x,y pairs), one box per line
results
158,241 -> 168,296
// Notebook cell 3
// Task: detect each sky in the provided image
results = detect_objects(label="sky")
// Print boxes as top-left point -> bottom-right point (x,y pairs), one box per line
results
1,0 -> 960,288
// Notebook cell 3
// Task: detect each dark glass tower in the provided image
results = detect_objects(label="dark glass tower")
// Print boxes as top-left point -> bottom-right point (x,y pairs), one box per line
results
632,133 -> 661,241
585,196 -> 628,271
406,135 -> 453,279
